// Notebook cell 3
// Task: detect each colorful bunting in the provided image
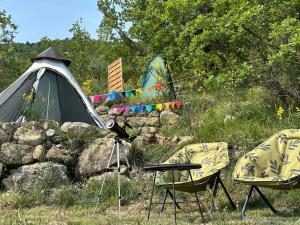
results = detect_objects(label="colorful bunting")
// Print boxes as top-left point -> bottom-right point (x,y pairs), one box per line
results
136,88 -> 143,95
169,102 -> 176,109
164,103 -> 170,110
89,82 -> 170,103
131,106 -> 136,112
118,107 -> 125,113
94,95 -> 100,103
125,106 -> 131,113
101,94 -> 108,101
175,101 -> 183,107
154,83 -> 161,91
89,96 -> 95,103
111,101 -> 183,115
152,104 -> 157,111
108,93 -> 114,100
137,106 -> 142,113
156,104 -> 163,111
146,105 -> 153,112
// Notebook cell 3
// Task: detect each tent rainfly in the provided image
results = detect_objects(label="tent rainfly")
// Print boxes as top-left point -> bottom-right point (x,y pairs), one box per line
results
0,47 -> 105,128
140,56 -> 176,99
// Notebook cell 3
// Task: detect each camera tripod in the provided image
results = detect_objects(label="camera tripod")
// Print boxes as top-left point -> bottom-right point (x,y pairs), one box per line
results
95,134 -> 132,217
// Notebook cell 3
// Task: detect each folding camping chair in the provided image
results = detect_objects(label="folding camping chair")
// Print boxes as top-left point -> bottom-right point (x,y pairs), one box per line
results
232,129 -> 300,218
147,142 -> 235,222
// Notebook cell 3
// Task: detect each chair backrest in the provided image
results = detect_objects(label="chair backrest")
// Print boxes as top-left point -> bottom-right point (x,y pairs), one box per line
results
233,129 -> 300,182
156,142 -> 229,184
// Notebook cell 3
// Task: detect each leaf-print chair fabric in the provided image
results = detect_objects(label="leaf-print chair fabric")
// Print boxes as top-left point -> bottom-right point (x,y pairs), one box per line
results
155,142 -> 235,210
232,129 -> 300,217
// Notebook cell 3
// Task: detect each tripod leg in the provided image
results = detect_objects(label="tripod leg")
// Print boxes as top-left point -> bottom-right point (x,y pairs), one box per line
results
117,141 -> 121,218
120,144 -> 132,178
95,143 -> 116,210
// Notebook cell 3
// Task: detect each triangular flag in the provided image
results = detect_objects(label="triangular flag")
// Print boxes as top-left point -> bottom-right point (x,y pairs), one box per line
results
156,104 -> 163,111
151,104 -> 157,111
126,90 -> 132,98
142,105 -> 146,112
131,106 -> 136,112
108,93 -> 115,100
155,83 -> 161,91
125,106 -> 130,113
136,88 -> 143,95
101,94 -> 108,101
164,103 -> 170,110
131,89 -> 137,96
113,108 -> 119,114
147,86 -> 153,92
89,96 -> 95,103
94,95 -> 100,103
169,102 -> 176,109
118,107 -> 125,113
175,101 -> 183,108
121,92 -> 126,98
137,106 -> 142,113
146,105 -> 153,113
114,93 -> 120,100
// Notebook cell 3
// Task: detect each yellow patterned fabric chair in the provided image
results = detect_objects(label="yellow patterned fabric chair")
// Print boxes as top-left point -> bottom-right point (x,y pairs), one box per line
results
233,129 -> 300,218
156,142 -> 235,211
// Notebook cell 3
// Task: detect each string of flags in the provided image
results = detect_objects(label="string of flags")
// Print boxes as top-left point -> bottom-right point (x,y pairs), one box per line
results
89,83 -> 167,103
111,101 -> 183,114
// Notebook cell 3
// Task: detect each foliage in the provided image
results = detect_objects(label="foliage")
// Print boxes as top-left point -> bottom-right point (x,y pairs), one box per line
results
98,0 -> 300,103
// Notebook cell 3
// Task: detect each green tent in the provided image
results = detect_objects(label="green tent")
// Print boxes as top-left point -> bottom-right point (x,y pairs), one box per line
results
140,56 -> 176,99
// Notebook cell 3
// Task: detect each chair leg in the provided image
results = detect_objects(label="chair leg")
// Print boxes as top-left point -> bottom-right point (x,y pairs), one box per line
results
209,177 -> 219,211
217,175 -> 236,209
147,172 -> 156,221
160,188 -> 168,214
160,188 -> 181,214
188,170 -> 205,223
241,185 -> 254,219
171,170 -> 177,224
253,186 -> 279,214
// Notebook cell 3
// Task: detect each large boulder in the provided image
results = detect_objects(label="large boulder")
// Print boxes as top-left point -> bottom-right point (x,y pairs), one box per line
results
127,117 -> 147,127
160,111 -> 180,127
96,106 -> 109,115
14,126 -> 46,146
22,121 -> 44,131
61,122 -> 99,134
32,145 -> 46,161
2,162 -> 69,192
46,145 -> 74,165
77,137 -> 133,176
145,117 -> 160,127
141,126 -> 157,134
2,123 -> 20,136
0,129 -> 9,142
0,143 -> 33,165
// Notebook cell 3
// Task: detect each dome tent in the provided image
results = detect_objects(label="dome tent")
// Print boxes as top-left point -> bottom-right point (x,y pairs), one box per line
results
140,56 -> 176,99
0,47 -> 105,128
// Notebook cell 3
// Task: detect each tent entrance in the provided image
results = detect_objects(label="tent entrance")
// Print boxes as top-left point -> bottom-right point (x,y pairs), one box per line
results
30,69 -> 96,125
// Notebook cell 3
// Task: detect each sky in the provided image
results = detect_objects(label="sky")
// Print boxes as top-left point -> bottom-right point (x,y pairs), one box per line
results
1,0 -> 102,43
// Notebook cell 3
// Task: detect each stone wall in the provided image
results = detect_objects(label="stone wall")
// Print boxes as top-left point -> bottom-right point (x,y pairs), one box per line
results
0,109 -> 192,193
96,105 -> 181,144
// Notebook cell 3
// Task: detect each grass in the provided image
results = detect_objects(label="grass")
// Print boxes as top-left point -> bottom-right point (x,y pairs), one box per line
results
1,85 -> 300,224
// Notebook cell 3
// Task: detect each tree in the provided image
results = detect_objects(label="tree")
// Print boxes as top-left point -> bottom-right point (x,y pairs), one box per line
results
98,0 -> 300,102
0,10 -> 17,91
